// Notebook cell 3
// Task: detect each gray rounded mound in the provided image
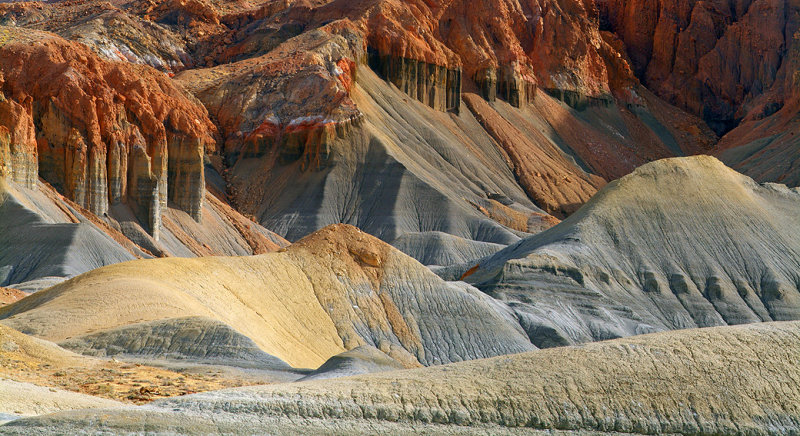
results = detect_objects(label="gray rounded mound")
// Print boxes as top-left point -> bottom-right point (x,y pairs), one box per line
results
59,317 -> 293,370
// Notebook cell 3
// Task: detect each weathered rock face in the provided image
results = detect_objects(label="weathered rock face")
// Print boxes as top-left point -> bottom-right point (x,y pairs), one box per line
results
715,94 -> 800,188
291,0 -> 631,109
0,0 -> 725,248
0,92 -> 37,188
175,25 -> 363,171
463,93 -> 605,216
367,49 -> 462,113
598,0 -> 799,135
0,1 -> 194,73
0,177 -> 289,290
0,27 -> 216,232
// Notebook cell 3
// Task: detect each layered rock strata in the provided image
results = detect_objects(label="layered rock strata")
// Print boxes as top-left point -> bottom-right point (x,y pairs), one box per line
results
0,92 -> 37,188
367,49 -> 461,113
175,26 -> 363,173
0,28 -> 216,234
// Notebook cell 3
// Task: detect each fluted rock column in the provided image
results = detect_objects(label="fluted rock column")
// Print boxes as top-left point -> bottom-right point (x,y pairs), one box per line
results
367,48 -> 462,113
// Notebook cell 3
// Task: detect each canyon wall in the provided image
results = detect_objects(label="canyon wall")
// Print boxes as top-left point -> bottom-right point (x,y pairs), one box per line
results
0,93 -> 37,188
598,0 -> 800,134
0,28 -> 216,235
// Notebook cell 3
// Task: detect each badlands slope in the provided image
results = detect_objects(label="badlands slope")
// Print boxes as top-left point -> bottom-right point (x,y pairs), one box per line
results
464,156 -> 800,346
5,321 -> 800,434
3,156 -> 798,373
0,322 -> 263,422
0,178 -> 287,291
0,224 -> 533,370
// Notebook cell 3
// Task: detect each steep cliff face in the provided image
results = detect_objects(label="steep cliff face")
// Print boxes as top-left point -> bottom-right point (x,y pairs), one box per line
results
0,27 -> 216,233
0,0 -> 730,250
283,0 -> 631,109
0,92 -> 37,189
598,0 -> 799,135
174,24 -> 363,171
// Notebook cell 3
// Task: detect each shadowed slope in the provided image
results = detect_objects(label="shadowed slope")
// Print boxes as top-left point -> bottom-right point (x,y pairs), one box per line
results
0,178 -> 288,290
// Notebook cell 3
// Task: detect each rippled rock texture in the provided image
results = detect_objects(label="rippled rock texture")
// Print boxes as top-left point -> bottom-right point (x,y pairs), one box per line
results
465,156 -> 800,346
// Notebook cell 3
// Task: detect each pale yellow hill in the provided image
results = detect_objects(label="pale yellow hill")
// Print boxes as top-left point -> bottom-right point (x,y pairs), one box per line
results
0,224 -> 532,369
0,252 -> 346,369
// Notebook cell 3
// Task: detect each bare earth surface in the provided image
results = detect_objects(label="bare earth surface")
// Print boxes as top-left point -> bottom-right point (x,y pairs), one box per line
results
4,321 -> 799,434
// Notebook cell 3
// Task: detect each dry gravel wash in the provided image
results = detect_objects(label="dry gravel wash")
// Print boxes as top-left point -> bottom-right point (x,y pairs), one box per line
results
3,321 -> 799,435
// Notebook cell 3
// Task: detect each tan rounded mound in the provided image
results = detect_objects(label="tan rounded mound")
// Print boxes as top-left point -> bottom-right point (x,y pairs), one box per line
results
5,321 -> 800,434
0,251 -> 345,369
0,224 -> 532,369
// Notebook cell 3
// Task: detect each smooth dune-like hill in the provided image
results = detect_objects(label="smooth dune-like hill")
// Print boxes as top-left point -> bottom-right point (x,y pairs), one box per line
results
0,224 -> 532,370
5,321 -> 799,434
463,155 -> 800,347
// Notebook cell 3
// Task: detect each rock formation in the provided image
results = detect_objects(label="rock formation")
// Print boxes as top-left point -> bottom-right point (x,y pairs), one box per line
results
0,0 -> 728,252
598,0 -> 799,135
0,224 -> 533,370
0,26 -> 216,235
0,176 -> 287,291
0,92 -> 37,188
0,0 -> 799,433
715,95 -> 800,188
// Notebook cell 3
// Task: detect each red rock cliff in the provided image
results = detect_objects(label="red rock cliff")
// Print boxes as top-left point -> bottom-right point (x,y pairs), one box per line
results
598,0 -> 798,134
0,27 -> 217,234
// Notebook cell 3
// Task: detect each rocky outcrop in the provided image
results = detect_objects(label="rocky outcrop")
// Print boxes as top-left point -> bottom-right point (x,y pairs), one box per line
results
598,0 -> 799,134
367,49 -> 461,113
0,173 -> 287,290
0,1 -> 194,73
473,65 -> 538,108
0,27 -> 216,233
0,92 -> 36,188
175,27 -> 362,172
